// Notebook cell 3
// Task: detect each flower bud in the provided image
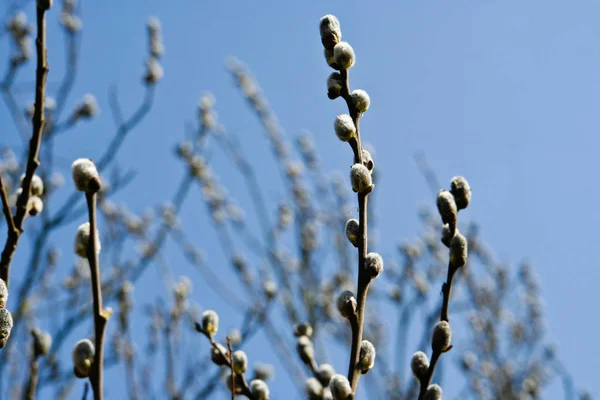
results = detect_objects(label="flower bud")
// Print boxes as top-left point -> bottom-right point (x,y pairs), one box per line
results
71,158 -> 101,193
74,222 -> 101,258
210,343 -> 228,366
410,351 -> 430,379
329,374 -> 352,400
345,219 -> 359,247
361,149 -> 374,172
74,94 -> 99,119
20,174 -> 44,196
31,328 -> 52,357
296,336 -> 314,365
358,340 -> 376,373
317,364 -> 336,386
27,196 -> 43,216
323,388 -> 334,400
350,164 -> 372,194
364,252 -> 383,279
226,373 -> 244,394
425,384 -> 443,400
232,350 -> 248,374
263,280 -> 278,300
450,231 -> 467,267
201,310 -> 219,336
250,379 -> 270,400
336,290 -> 357,318
351,90 -> 370,113
431,321 -> 452,353
319,15 -> 341,50
333,42 -> 355,70
294,322 -> 313,338
72,338 -> 95,378
436,190 -> 457,226
306,377 -> 324,400
327,72 -> 343,99
324,48 -> 340,70
441,223 -> 453,247
0,279 -> 8,308
0,308 -> 13,349
450,176 -> 471,210
253,363 -> 274,381
334,114 -> 355,142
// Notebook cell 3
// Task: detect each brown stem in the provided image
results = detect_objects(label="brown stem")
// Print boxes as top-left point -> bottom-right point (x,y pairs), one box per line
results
0,171 -> 17,238
417,351 -> 441,400
85,192 -> 108,400
440,264 -> 458,322
0,2 -> 50,287
227,337 -> 235,400
23,354 -> 39,400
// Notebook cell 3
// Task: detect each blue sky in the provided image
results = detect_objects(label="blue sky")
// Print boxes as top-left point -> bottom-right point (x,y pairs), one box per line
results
2,0 -> 599,399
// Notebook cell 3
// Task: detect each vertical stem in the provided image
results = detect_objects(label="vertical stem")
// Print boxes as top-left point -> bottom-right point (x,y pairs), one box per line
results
23,354 -> 39,400
0,2 -> 50,286
85,192 -> 107,400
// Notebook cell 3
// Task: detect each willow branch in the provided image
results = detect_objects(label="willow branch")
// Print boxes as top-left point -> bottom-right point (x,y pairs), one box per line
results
0,0 -> 50,286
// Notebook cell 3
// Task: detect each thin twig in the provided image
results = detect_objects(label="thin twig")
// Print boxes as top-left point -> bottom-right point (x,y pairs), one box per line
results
0,0 -> 50,287
227,337 -> 234,400
85,192 -> 108,400
0,171 -> 17,235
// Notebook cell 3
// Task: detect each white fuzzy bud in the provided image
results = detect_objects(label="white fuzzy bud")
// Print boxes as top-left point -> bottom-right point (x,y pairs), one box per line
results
319,15 -> 341,49
0,308 -> 13,349
329,374 -> 352,400
361,149 -> 374,172
74,94 -> 99,119
345,219 -> 359,247
232,350 -> 248,374
144,58 -> 163,84
71,158 -> 101,193
254,363 -> 274,381
296,336 -> 314,365
27,196 -> 43,216
317,364 -> 336,386
334,114 -> 355,142
74,222 -> 101,258
327,72 -> 343,99
333,42 -> 355,70
306,377 -> 323,400
201,310 -> 219,336
358,340 -> 376,373
0,279 -> 7,309
250,379 -> 270,400
436,190 -> 457,227
411,351 -> 430,379
350,164 -> 372,193
294,322 -> 313,338
364,252 -> 383,279
31,328 -> 52,356
210,343 -> 228,366
21,174 -> 44,196
351,89 -> 370,112
425,384 -> 443,400
432,321 -> 452,353
450,176 -> 471,210
263,280 -> 278,300
450,231 -> 468,268
72,338 -> 95,378
336,290 -> 357,318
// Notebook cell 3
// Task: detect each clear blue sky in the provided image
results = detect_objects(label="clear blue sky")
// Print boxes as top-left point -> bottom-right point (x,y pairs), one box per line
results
1,1 -> 599,399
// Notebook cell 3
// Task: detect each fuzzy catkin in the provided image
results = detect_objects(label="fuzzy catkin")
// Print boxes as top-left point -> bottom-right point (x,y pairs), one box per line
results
345,218 -> 359,247
351,89 -> 370,112
425,384 -> 443,400
250,379 -> 270,400
296,336 -> 315,365
432,321 -> 452,353
337,290 -> 357,318
436,190 -> 457,226
319,15 -> 342,50
232,350 -> 248,374
411,351 -> 430,379
0,308 -> 13,348
306,377 -> 324,400
364,252 -> 384,278
72,339 -> 95,378
201,310 -> 219,335
327,72 -> 343,99
350,164 -> 372,193
334,114 -> 355,142
450,231 -> 468,267
450,176 -> 471,210
74,222 -> 101,258
329,374 -> 352,400
0,279 -> 7,309
71,158 -> 100,193
333,42 -> 355,69
358,340 -> 376,373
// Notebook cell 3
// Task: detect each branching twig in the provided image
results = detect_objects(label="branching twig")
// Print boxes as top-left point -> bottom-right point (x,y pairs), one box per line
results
0,0 -> 50,287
